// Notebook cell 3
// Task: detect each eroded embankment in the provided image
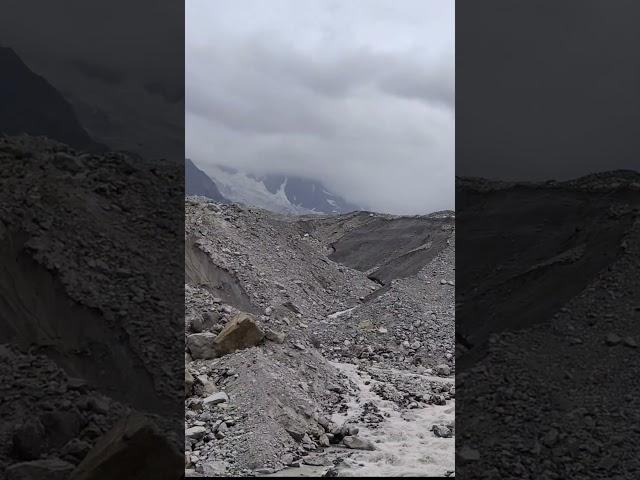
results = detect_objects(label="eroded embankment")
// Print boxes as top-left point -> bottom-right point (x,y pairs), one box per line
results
0,229 -> 162,413
456,187 -> 638,364
185,239 -> 258,314
326,215 -> 454,285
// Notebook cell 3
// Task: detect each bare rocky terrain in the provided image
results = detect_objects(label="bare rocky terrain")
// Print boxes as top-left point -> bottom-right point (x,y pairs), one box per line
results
0,135 -> 183,478
456,171 -> 640,479
184,198 -> 455,476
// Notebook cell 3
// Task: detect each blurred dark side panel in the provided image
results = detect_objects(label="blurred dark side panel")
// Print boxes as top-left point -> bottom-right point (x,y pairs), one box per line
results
456,1 -> 640,478
0,1 -> 184,478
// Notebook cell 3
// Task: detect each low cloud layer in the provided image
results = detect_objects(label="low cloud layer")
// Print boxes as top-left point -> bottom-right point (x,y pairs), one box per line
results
187,0 -> 454,214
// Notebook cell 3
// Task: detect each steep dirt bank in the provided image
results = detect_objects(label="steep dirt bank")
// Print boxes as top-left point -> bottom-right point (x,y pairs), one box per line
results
456,174 -> 639,363
0,229 -> 159,412
300,211 -> 454,285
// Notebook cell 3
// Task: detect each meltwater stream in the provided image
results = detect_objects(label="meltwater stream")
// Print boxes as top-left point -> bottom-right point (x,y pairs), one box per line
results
262,362 -> 455,477
330,362 -> 455,477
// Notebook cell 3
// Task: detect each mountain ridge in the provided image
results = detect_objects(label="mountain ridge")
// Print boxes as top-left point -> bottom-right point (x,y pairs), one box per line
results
185,158 -> 227,201
0,47 -> 105,152
187,159 -> 361,214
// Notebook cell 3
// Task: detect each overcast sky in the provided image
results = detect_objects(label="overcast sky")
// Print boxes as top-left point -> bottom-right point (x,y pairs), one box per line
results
186,0 -> 454,214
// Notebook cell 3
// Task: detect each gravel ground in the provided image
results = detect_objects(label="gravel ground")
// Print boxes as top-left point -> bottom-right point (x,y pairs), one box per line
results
185,198 -> 455,476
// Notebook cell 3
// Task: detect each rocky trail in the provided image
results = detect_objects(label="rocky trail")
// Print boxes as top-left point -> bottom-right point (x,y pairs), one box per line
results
184,198 -> 455,477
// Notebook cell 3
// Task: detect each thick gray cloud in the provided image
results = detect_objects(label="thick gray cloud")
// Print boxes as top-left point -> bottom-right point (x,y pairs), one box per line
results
187,0 -> 454,214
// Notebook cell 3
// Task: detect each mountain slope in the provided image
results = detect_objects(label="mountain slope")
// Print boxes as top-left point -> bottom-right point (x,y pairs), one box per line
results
185,158 -> 227,201
0,47 -> 104,151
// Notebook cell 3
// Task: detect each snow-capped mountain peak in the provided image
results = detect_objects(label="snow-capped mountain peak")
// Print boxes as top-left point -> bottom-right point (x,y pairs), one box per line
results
205,164 -> 359,214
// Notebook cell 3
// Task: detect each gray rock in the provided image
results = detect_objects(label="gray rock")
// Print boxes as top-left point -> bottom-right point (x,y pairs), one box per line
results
285,427 -> 306,442
216,422 -> 228,434
317,416 -> 333,432
196,374 -> 217,395
61,438 -> 92,460
343,436 -> 375,451
202,310 -> 221,330
318,434 -> 331,447
186,426 -> 207,440
86,396 -> 110,415
606,333 -> 621,346
213,313 -> 265,356
432,424 -> 453,438
436,364 -> 451,376
187,332 -> 218,360
346,426 -> 359,436
190,314 -> 204,333
265,328 -> 286,344
203,391 -> 229,405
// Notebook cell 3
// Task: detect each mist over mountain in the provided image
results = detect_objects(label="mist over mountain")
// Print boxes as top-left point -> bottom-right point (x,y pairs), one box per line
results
205,163 -> 361,214
186,156 -> 362,214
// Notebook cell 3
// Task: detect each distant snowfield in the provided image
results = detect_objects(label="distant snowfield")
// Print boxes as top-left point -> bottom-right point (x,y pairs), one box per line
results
331,362 -> 455,477
205,165 -> 312,214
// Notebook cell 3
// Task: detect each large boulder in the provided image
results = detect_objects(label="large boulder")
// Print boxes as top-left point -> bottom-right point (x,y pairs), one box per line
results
186,332 -> 217,360
70,414 -> 182,480
212,313 -> 264,357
